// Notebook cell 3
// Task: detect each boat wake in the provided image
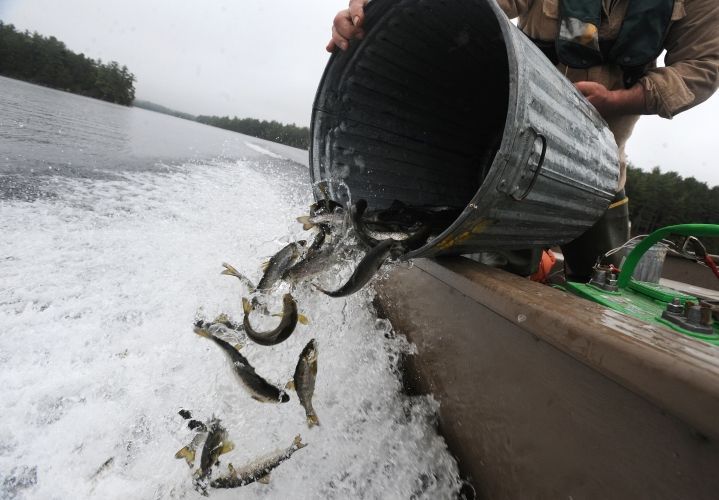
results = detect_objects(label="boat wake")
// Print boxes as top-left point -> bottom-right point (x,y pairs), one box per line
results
0,158 -> 461,499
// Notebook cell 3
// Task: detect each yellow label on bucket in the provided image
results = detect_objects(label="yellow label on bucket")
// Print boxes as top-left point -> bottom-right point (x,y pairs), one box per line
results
436,219 -> 494,250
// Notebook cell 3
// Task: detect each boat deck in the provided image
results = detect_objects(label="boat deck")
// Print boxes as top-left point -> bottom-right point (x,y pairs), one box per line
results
375,257 -> 719,499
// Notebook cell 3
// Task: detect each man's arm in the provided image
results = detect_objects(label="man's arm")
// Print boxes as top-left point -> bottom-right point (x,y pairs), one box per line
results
641,0 -> 719,118
575,81 -> 647,117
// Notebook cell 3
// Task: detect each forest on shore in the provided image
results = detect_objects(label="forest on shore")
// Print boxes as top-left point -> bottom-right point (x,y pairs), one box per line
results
626,166 -> 718,252
196,115 -> 310,149
0,22 -> 135,105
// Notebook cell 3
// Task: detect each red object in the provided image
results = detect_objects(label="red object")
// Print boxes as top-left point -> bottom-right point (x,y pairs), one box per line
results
530,249 -> 557,283
704,254 -> 719,281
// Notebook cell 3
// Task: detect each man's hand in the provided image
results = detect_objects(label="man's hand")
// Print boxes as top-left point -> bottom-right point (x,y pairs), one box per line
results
575,81 -> 647,117
326,0 -> 368,52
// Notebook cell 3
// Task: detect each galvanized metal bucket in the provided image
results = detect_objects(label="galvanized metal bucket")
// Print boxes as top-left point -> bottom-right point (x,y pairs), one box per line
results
310,0 -> 619,258
619,242 -> 669,283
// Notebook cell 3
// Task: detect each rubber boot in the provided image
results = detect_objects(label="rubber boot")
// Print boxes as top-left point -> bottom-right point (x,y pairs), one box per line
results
561,189 -> 630,282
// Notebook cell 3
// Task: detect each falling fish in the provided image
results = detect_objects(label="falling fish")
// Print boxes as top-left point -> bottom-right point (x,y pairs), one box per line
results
256,241 -> 306,290
363,225 -> 413,241
296,212 -> 345,231
282,225 -> 333,283
194,322 -> 289,403
350,199 -> 380,248
282,244 -> 335,283
288,339 -> 319,427
318,239 -> 397,298
210,435 -> 307,489
310,181 -> 342,216
222,241 -> 306,292
242,293 -> 306,346
195,417 -> 234,485
306,223 -> 329,253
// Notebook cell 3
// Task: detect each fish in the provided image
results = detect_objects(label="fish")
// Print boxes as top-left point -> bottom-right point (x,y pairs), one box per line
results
362,224 -> 413,242
311,181 -> 342,215
210,435 -> 307,489
194,417 -> 234,485
350,199 -> 381,248
364,200 -> 461,235
194,323 -> 289,403
220,262 -> 256,290
318,239 -> 397,297
362,200 -> 419,227
307,224 -> 328,253
351,199 -> 433,253
393,222 -> 432,254
289,339 -> 319,427
175,431 -> 208,468
296,212 -> 345,231
256,241 -> 307,290
309,194 -> 343,218
281,244 -> 335,283
281,225 -> 332,283
242,293 -> 301,346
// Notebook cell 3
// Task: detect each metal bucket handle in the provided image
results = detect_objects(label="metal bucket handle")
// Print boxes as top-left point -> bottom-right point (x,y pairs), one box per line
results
511,129 -> 547,201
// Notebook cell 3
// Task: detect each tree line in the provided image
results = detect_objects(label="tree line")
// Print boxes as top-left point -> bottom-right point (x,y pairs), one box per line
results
0,22 -> 135,105
134,99 -> 196,121
626,165 -> 719,253
196,115 -> 310,149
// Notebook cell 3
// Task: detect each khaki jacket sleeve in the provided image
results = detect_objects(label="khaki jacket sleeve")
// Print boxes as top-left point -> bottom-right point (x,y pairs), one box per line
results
495,0 -> 534,19
641,0 -> 719,118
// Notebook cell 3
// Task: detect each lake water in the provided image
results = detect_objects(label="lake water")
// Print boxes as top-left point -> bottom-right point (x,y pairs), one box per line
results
0,76 -> 461,499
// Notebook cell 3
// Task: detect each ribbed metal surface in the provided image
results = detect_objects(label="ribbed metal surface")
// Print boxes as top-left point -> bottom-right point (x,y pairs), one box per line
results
310,0 -> 619,257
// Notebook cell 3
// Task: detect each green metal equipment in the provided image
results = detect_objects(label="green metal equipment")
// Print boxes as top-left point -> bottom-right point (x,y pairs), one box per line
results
564,224 -> 719,345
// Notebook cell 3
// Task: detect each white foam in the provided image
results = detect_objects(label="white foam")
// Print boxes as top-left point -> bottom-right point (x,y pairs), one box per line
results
0,160 -> 460,499
244,142 -> 286,160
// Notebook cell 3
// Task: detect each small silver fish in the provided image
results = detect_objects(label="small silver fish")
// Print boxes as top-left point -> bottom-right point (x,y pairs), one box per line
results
282,225 -> 333,283
290,339 -> 319,427
363,227 -> 411,241
194,323 -> 289,403
296,212 -> 345,231
318,239 -> 396,297
195,417 -> 234,485
282,244 -> 335,283
242,293 -> 307,346
210,435 -> 307,489
256,241 -> 306,290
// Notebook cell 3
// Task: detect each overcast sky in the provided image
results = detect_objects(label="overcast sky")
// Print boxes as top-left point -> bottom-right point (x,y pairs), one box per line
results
1,0 -> 717,187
